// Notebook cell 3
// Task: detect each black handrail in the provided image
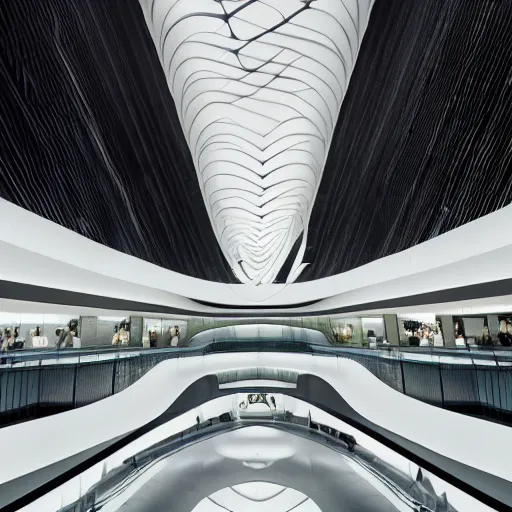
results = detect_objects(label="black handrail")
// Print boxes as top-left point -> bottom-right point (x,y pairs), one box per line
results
1,341 -> 511,428
4,340 -> 512,367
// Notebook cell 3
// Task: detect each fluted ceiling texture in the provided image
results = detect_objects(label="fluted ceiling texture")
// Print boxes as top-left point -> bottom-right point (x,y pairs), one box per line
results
1,0 -> 511,285
139,0 -> 375,285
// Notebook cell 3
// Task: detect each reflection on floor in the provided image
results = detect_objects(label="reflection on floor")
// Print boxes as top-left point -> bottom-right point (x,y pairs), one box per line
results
20,393 -> 488,512
193,483 -> 322,512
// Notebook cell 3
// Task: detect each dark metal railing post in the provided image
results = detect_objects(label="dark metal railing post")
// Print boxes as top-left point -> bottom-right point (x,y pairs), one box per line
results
490,348 -> 503,420
17,369 -> 24,418
399,356 -> 406,395
72,365 -> 78,409
10,370 -> 17,418
438,364 -> 445,409
111,359 -> 118,396
36,364 -> 43,420
24,369 -> 30,421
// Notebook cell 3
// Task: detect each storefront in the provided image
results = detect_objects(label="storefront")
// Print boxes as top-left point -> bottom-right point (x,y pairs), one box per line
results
329,316 -> 387,348
398,314 -> 444,347
142,317 -> 189,348
0,313 -> 82,350
361,317 -> 386,348
80,316 -> 131,347
451,314 -> 512,348
0,313 -> 139,350
330,317 -> 362,346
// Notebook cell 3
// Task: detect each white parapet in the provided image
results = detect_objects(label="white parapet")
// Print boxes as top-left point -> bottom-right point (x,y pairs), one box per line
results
2,353 -> 512,488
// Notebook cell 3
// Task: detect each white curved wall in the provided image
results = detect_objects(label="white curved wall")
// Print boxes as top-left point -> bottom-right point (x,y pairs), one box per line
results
188,324 -> 329,345
1,199 -> 511,310
139,0 -> 375,284
2,353 -> 512,487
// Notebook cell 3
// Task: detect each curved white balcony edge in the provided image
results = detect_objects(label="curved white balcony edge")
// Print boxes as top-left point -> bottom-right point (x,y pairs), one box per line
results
0,199 -> 511,310
1,353 -> 511,487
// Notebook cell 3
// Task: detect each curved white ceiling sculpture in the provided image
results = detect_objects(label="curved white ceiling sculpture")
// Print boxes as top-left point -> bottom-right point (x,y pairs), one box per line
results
139,0 -> 375,285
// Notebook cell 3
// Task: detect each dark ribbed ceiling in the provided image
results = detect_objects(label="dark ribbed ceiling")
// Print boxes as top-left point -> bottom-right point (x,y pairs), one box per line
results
0,0 -> 236,282
300,0 -> 512,280
1,0 -> 511,284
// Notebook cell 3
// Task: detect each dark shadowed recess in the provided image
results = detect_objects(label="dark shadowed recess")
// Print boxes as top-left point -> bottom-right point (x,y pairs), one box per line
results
0,0 -> 236,282
300,0 -> 512,281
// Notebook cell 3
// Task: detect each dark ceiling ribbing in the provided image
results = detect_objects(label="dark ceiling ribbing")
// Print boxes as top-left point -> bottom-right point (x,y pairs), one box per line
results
0,0 -> 236,283
1,0 -> 511,284
300,0 -> 512,281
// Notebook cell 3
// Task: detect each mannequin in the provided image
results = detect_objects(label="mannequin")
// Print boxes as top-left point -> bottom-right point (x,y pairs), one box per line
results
149,330 -> 158,348
454,318 -> 466,347
112,326 -> 120,346
498,320 -> 512,347
57,319 -> 81,349
113,320 -> 130,346
0,328 -> 9,352
1,327 -> 23,351
170,325 -> 180,347
433,321 -> 444,347
0,328 -> 7,364
505,322 -> 512,347
118,320 -> 130,346
12,327 -> 24,350
31,326 -> 49,348
480,326 -> 493,347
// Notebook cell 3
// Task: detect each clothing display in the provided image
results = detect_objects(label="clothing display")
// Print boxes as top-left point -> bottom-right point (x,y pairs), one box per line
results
433,333 -> 444,347
0,329 -> 9,352
402,317 -> 442,347
32,336 -> 49,348
8,338 -> 24,350
498,331 -> 512,347
57,319 -> 79,349
30,326 -> 48,348
113,322 -> 130,346
498,319 -> 512,347
170,326 -> 180,347
118,328 -> 130,346
2,327 -> 24,350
